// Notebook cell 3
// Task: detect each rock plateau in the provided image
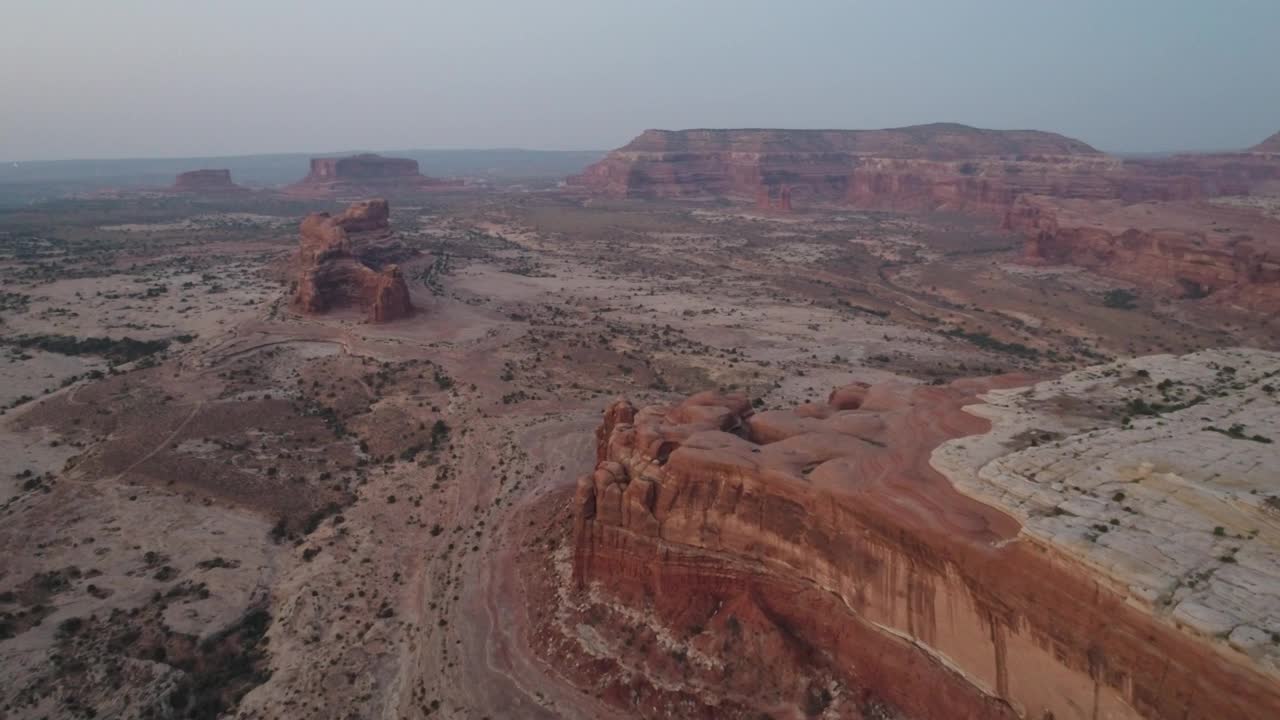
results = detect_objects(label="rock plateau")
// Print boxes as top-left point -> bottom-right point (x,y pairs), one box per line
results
171,168 -> 246,193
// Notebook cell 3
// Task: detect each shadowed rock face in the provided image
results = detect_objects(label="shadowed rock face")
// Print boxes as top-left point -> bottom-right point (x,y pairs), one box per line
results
172,169 -> 245,193
1006,196 -> 1280,313
293,199 -> 413,323
571,383 -> 1280,720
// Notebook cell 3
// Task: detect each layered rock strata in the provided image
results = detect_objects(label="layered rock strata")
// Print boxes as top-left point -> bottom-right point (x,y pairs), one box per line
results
1006,196 -> 1280,313
292,199 -> 413,322
571,124 -> 1114,213
572,125 -> 1280,216
571,372 -> 1280,719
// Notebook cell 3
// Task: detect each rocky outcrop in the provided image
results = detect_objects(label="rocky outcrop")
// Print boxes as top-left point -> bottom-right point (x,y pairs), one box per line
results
1007,196 -> 1280,312
1251,130 -> 1280,154
571,380 -> 1280,720
172,169 -> 245,193
293,199 -> 413,322
285,154 -> 464,197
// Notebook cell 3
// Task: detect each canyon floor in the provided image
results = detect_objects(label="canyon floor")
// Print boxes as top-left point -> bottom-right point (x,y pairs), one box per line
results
1,191 -> 1277,719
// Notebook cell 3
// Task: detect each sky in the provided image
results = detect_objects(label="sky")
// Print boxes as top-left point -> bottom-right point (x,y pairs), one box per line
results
3,0 -> 1278,161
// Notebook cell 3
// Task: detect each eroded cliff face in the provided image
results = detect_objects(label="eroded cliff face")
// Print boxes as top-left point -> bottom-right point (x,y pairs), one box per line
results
293,199 -> 413,322
1007,196 -> 1280,313
572,126 -> 1112,213
570,382 -> 1280,720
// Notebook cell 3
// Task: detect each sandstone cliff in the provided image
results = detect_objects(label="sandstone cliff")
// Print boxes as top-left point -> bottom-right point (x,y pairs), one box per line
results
571,378 -> 1280,720
171,169 -> 245,193
572,126 -> 1280,217
1006,196 -> 1280,313
293,199 -> 413,322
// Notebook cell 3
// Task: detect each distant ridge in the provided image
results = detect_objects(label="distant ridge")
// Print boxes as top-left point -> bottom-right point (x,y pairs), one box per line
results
618,124 -> 1100,160
1251,130 -> 1280,153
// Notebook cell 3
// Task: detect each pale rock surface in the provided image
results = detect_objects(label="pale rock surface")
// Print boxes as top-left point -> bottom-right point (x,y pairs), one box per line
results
933,347 -> 1280,670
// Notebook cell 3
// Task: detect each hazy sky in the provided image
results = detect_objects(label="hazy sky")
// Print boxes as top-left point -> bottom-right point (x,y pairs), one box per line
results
3,0 -> 1278,161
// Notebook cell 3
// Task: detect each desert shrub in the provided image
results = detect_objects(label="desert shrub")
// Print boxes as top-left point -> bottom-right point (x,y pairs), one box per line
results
1102,289 -> 1138,309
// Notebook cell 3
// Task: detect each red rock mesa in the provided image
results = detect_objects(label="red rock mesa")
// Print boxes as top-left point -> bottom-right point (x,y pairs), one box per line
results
285,153 -> 464,197
171,168 -> 246,193
292,199 -> 413,322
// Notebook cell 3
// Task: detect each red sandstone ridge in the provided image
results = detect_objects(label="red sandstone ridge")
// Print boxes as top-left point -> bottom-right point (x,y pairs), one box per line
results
1006,196 -> 1280,313
292,199 -> 414,322
171,169 -> 246,193
570,386 -> 1280,720
284,153 -> 464,197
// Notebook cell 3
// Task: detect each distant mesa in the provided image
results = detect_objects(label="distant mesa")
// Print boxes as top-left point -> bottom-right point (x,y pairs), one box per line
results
613,123 -> 1100,158
171,168 -> 246,193
285,153 -> 464,197
1251,130 -> 1280,153
292,198 -> 414,323
570,123 -> 1107,213
571,123 -> 1280,213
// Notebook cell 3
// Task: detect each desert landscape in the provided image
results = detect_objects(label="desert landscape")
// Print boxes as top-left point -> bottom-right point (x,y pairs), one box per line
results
0,120 -> 1278,719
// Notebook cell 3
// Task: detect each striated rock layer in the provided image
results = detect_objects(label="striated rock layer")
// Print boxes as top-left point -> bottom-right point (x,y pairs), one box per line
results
171,168 -> 246,193
572,125 -> 1280,215
292,199 -> 413,322
571,379 -> 1280,719
1006,196 -> 1280,313
571,124 -> 1121,214
285,153 -> 464,197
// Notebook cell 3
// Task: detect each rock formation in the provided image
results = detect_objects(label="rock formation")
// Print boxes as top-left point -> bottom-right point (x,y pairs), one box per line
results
1006,196 -> 1280,313
1251,130 -> 1280,154
171,169 -> 246,193
573,125 -> 1280,213
571,372 -> 1280,720
571,124 -> 1111,213
754,184 -> 792,212
285,153 -> 464,197
292,199 -> 413,322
